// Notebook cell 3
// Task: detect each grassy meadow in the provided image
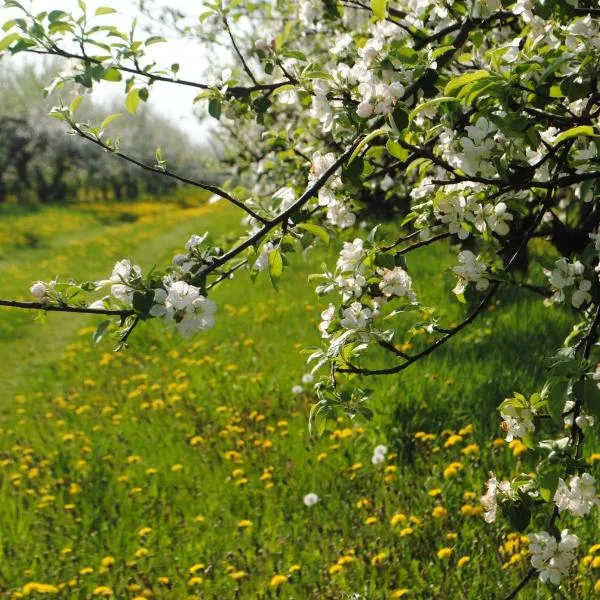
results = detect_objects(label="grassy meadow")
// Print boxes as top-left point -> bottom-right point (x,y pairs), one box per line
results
0,197 -> 599,599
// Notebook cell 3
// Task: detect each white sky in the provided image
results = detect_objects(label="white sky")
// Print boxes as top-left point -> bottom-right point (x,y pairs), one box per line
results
3,0 -> 212,140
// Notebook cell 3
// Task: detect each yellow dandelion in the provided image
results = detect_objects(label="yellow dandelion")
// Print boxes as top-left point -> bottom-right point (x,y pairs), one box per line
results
458,556 -> 470,568
189,563 -> 205,574
391,512 -> 407,526
270,575 -> 287,588
399,527 -> 413,537
237,519 -> 253,529
437,548 -> 453,559
329,564 -> 343,575
461,444 -> 479,456
365,516 -> 378,525
230,571 -> 246,580
100,557 -> 115,568
371,552 -> 387,566
391,589 -> 410,598
188,576 -> 203,586
432,506 -> 448,518
92,587 -> 113,597
428,488 -> 442,497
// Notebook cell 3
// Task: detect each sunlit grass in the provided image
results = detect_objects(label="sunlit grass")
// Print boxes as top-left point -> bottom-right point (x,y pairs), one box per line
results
0,199 -> 598,598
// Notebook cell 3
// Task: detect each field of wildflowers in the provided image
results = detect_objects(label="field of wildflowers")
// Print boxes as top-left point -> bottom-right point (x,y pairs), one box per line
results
0,199 -> 599,599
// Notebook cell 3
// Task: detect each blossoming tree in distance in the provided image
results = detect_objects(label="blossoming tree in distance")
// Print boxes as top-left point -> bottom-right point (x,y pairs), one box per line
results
0,0 -> 599,595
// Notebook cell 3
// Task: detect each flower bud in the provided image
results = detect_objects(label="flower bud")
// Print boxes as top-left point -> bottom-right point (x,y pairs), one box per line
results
30,282 -> 48,300
356,101 -> 373,119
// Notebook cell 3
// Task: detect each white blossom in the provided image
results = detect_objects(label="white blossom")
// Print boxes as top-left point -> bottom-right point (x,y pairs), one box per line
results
529,530 -> 579,585
378,266 -> 416,302
340,302 -> 372,330
554,473 -> 598,517
480,474 -> 513,523
452,250 -> 489,295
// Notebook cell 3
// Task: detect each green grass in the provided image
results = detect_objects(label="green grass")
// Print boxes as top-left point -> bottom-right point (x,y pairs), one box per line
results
0,200 -> 598,599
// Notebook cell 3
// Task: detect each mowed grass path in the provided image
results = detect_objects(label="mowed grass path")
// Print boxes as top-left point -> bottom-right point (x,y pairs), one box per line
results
0,200 -> 598,599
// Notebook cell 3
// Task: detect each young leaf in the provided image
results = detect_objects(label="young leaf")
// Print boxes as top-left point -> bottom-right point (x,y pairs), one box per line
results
553,125 -> 598,146
371,0 -> 387,20
208,98 -> 221,120
268,248 -> 283,289
125,88 -> 141,115
296,223 -> 330,245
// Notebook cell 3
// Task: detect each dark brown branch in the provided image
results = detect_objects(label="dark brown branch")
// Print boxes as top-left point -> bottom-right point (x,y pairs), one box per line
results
197,137 -> 365,278
23,47 -> 292,98
0,299 -> 133,316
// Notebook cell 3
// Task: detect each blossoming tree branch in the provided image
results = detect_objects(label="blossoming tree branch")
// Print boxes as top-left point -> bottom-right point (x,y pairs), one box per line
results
1,0 -> 599,594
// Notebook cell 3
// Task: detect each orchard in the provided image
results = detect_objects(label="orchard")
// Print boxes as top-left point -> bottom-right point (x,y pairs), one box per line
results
0,0 -> 599,597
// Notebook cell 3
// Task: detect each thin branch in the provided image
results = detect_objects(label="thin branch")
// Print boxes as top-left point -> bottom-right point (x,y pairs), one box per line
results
0,299 -> 133,316
70,124 -> 268,224
197,137 -> 365,278
23,47 -> 292,98
340,198 -> 551,376
206,259 -> 249,290
223,17 -> 258,85
504,568 -> 536,600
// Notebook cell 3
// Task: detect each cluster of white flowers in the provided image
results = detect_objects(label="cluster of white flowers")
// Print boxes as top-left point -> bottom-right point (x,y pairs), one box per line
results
544,258 -> 592,308
417,181 -> 514,240
452,250 -> 490,295
371,444 -> 388,465
309,152 -> 356,228
480,473 -> 513,523
554,473 -> 599,517
103,259 -> 142,304
340,302 -> 372,330
563,399 -> 595,430
378,266 -> 417,301
319,303 -> 336,339
499,403 -> 536,441
441,117 -> 502,178
529,530 -> 579,585
150,280 -> 216,338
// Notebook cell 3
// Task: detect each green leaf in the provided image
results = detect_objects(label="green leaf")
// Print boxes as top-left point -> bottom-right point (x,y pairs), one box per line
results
444,70 -> 490,95
0,32 -> 20,52
145,36 -> 166,46
103,67 -> 122,82
348,128 -> 385,164
538,464 -> 561,502
553,125 -> 598,146
48,10 -> 68,22
542,378 -> 570,421
296,223 -> 330,245
268,248 -> 283,289
501,499 -> 531,532
584,378 -> 600,420
95,7 -> 117,15
371,0 -> 387,20
132,290 -> 154,316
93,320 -> 111,344
100,113 -> 123,130
125,88 -> 141,115
386,139 -> 409,161
409,96 -> 459,119
208,98 -> 221,120
390,105 -> 409,133
69,95 -> 84,113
